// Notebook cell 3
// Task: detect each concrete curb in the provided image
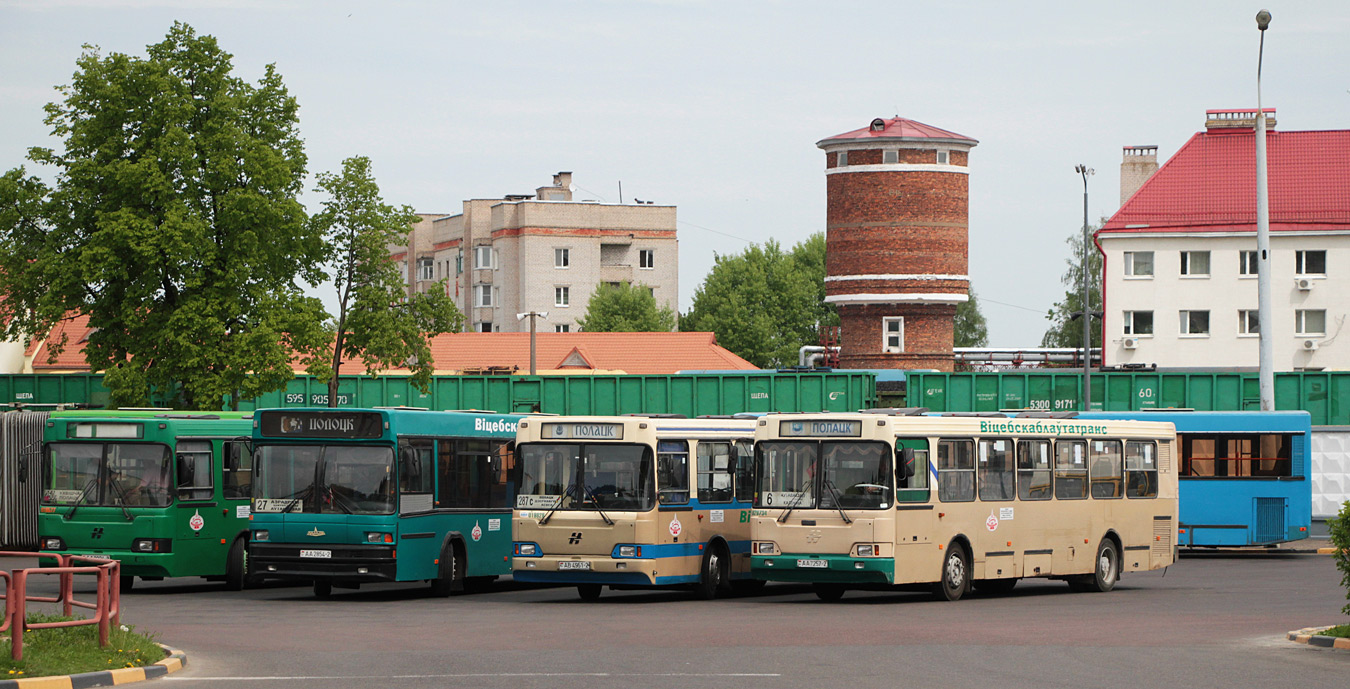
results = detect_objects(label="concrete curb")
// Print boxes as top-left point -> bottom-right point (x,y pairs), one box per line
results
1315,547 -> 1339,555
1287,627 -> 1350,651
0,643 -> 186,688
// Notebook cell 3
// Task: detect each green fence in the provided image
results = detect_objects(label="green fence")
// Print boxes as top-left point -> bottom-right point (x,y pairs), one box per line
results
0,371 -> 876,417
905,370 -> 1349,425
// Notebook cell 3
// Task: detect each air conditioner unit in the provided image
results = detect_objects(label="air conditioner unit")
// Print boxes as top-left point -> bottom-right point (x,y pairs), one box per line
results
1296,277 -> 1315,291
1122,337 -> 1139,350
1303,339 -> 1319,351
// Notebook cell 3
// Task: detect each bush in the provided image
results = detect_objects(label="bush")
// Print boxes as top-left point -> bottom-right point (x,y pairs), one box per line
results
1331,500 -> 1350,617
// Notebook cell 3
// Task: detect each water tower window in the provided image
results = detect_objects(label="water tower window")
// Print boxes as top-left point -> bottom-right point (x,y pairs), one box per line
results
883,150 -> 899,164
882,317 -> 904,353
936,150 -> 950,165
837,151 -> 848,167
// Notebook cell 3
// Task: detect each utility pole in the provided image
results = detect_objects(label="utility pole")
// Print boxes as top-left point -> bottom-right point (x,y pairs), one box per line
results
516,311 -> 548,375
1075,164 -> 1095,411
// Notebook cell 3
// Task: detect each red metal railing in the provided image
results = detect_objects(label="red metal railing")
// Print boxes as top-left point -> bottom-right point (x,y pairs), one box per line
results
0,552 -> 121,661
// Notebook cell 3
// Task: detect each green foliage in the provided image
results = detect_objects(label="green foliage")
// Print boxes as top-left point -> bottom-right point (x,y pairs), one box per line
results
0,615 -> 161,678
576,282 -> 676,332
307,156 -> 464,403
681,233 -> 838,369
1041,223 -> 1103,348
0,23 -> 329,409
1331,500 -> 1350,617
954,286 -> 990,348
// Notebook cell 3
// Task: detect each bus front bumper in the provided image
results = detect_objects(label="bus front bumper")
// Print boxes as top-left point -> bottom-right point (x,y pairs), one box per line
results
249,543 -> 398,583
751,554 -> 893,585
513,556 -> 665,586
39,550 -> 174,578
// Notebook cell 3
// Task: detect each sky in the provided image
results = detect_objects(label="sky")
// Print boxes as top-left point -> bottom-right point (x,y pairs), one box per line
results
2,0 -> 1347,347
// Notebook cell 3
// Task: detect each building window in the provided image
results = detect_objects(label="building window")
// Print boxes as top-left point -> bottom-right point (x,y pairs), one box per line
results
474,246 -> 494,270
647,287 -> 655,298
882,150 -> 899,164
555,248 -> 569,268
1179,310 -> 1210,336
455,250 -> 463,275
1123,311 -> 1153,335
555,286 -> 569,307
882,317 -> 904,353
1180,251 -> 1210,277
936,150 -> 950,165
477,322 -> 492,333
1123,251 -> 1154,277
417,258 -> 433,281
639,249 -> 655,269
1240,250 -> 1257,276
474,284 -> 494,308
1239,310 -> 1260,336
1296,309 -> 1326,336
836,151 -> 848,167
1296,250 -> 1326,276
554,324 -> 570,333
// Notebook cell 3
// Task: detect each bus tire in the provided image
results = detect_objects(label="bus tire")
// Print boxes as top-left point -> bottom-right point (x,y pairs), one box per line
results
224,537 -> 248,591
932,542 -> 969,601
577,584 -> 602,601
1085,538 -> 1120,593
119,575 -> 135,593
313,580 -> 332,598
812,583 -> 845,601
429,544 -> 463,597
695,543 -> 729,600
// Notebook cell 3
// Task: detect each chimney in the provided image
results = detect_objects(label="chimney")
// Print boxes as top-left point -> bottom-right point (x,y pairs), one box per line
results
1120,146 -> 1158,206
1205,108 -> 1276,130
537,171 -> 573,201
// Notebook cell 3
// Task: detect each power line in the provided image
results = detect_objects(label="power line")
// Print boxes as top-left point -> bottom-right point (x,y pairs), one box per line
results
676,220 -> 755,244
980,296 -> 1045,314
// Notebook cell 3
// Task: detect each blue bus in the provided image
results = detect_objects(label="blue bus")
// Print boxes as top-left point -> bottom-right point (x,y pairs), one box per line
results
1080,410 -> 1311,547
248,408 -> 522,597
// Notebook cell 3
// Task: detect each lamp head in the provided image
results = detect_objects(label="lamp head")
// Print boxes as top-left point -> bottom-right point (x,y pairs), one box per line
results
1256,10 -> 1271,31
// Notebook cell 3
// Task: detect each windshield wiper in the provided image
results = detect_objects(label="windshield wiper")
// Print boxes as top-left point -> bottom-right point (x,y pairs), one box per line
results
776,474 -> 816,523
579,483 -> 615,525
326,487 -> 355,514
821,479 -> 853,525
279,485 -> 314,513
105,478 -> 136,522
63,477 -> 99,521
540,482 -> 578,525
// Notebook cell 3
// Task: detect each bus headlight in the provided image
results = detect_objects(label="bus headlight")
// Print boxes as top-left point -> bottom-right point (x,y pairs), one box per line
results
42,537 -> 65,550
855,544 -> 880,557
366,532 -> 393,544
516,543 -> 538,556
753,542 -> 776,555
615,545 -> 642,558
131,538 -> 172,553
253,530 -> 269,542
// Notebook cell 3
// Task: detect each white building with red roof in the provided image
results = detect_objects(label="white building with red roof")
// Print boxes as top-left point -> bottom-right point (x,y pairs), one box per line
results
1098,109 -> 1350,370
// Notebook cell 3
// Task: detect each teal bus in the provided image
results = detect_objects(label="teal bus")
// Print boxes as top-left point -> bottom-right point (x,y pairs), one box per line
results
37,410 -> 256,591
247,407 -> 523,598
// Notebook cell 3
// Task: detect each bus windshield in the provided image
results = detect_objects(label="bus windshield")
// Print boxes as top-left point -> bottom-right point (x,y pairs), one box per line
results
755,440 -> 892,510
43,442 -> 173,507
517,443 -> 654,511
254,444 -> 395,515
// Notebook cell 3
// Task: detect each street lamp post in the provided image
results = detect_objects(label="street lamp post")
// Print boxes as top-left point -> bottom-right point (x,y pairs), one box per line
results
516,311 -> 549,375
1255,9 -> 1275,411
1075,164 -> 1095,411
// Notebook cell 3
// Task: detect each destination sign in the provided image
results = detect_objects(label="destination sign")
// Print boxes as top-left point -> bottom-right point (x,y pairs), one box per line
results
779,420 -> 862,438
542,423 -> 623,440
258,411 -> 384,439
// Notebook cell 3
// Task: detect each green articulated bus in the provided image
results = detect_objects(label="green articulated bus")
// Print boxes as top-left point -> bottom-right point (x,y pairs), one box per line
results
247,407 -> 523,598
38,410 -> 256,591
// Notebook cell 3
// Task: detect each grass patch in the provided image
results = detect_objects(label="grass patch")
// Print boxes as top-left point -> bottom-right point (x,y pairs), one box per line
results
1,613 -> 162,679
1320,624 -> 1350,639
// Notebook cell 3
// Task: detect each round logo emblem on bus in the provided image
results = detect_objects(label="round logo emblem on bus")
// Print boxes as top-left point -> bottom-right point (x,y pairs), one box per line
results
471,521 -> 483,542
189,510 -> 205,532
985,511 -> 999,532
669,517 -> 682,538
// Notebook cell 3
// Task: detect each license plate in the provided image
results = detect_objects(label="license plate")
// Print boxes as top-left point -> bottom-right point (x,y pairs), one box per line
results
797,558 -> 828,569
300,549 -> 332,559
558,560 -> 591,571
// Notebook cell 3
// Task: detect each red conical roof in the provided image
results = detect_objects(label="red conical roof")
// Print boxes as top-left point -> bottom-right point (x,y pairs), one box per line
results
817,117 -> 977,148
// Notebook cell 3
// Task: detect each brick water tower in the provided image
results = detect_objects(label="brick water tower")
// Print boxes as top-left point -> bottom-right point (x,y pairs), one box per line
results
817,117 -> 977,371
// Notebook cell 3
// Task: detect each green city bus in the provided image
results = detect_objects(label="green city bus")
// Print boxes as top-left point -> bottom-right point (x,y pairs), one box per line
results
247,408 -> 522,598
37,410 -> 255,591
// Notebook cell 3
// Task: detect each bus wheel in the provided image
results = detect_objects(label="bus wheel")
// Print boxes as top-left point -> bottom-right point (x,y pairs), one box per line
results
1086,539 -> 1120,592
577,584 -> 602,601
812,583 -> 845,601
224,538 -> 248,591
313,580 -> 332,599
932,543 -> 969,601
429,545 -> 462,597
973,578 -> 1017,595
695,545 -> 728,600
119,575 -> 135,593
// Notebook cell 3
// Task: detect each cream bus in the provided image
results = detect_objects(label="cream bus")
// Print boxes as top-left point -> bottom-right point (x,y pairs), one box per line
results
749,409 -> 1178,601
512,415 -> 757,600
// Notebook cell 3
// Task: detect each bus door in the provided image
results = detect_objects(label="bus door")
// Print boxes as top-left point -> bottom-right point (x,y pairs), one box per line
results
173,439 -> 224,572
893,437 -> 934,552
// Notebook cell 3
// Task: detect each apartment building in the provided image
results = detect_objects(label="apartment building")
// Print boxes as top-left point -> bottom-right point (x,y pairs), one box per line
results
390,172 -> 679,333
1098,109 -> 1350,370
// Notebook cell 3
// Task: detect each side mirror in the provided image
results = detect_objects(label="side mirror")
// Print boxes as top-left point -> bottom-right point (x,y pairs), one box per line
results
177,455 -> 195,485
900,448 -> 916,479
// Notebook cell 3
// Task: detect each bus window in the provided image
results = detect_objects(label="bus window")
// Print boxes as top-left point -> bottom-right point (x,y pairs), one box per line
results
1054,440 -> 1087,500
895,438 -> 929,503
696,441 -> 734,503
1125,441 -> 1158,498
437,439 -> 510,509
820,441 -> 890,509
1016,440 -> 1051,500
1090,440 -> 1123,499
175,440 -> 213,502
734,440 -> 754,503
977,438 -> 1015,501
936,439 -> 974,502
222,440 -> 252,499
657,440 -> 689,505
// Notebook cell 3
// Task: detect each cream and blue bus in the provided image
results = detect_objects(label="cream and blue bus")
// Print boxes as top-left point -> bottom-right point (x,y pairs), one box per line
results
512,415 -> 757,600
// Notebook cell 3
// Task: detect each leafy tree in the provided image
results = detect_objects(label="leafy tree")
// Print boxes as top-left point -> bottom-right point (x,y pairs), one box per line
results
306,156 -> 464,406
0,23 -> 329,409
1041,224 -> 1103,349
1331,500 -> 1350,617
576,282 -> 676,332
954,286 -> 990,347
681,234 -> 837,368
